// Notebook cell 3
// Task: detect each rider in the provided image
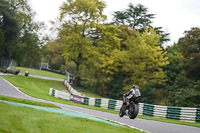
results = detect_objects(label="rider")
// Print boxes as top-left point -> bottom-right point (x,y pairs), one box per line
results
124,85 -> 141,105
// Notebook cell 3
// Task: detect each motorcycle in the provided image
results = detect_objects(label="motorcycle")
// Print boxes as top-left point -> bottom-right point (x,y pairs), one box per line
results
119,93 -> 142,119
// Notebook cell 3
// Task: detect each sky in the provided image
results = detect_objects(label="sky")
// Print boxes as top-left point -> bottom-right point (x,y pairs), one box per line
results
29,0 -> 200,46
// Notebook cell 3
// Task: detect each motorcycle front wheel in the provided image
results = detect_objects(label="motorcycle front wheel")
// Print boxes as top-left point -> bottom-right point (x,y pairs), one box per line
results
119,106 -> 125,117
128,103 -> 139,119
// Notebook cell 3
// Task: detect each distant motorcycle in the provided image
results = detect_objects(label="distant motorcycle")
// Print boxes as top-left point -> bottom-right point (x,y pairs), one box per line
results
25,71 -> 29,76
119,93 -> 142,119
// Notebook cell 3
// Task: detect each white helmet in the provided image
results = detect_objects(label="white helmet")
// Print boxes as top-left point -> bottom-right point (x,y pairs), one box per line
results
133,85 -> 139,89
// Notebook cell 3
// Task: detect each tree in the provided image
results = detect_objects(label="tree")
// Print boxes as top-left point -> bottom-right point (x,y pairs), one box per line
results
113,3 -> 154,31
112,3 -> 170,46
164,44 -> 183,85
122,28 -> 168,91
178,27 -> 200,81
12,0 -> 45,66
0,0 -> 45,66
59,0 -> 107,86
14,30 -> 43,66
164,27 -> 200,107
0,0 -> 19,58
168,74 -> 200,107
42,40 -> 66,70
160,27 -> 200,107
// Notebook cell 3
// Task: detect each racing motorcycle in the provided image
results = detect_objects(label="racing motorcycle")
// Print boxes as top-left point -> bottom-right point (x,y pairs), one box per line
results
119,93 -> 142,119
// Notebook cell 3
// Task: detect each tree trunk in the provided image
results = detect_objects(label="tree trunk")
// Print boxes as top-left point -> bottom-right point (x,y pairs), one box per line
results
74,62 -> 81,87
74,76 -> 81,87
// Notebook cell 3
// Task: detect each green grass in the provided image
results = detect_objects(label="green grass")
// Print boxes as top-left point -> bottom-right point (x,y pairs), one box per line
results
0,95 -> 60,108
0,75 -> 116,112
1,75 -> 200,128
1,75 -> 67,102
16,67 -> 65,79
16,67 -> 104,98
75,86 -> 107,98
137,115 -> 200,128
17,67 -> 105,98
0,102 -> 144,133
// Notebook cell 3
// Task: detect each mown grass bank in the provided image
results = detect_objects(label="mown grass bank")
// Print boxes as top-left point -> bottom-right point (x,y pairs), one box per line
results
15,67 -> 102,98
0,95 -> 59,108
1,75 -> 67,100
1,75 -> 117,113
16,67 -> 65,79
0,102 -> 144,133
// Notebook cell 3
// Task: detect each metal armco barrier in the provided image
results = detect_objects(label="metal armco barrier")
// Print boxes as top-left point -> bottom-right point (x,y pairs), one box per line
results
196,108 -> 200,122
95,98 -> 101,107
180,107 -> 196,122
167,106 -> 181,120
108,99 -> 117,110
83,97 -> 89,105
49,88 -> 70,101
49,80 -> 200,123
143,103 -> 154,117
153,105 -> 167,118
64,80 -> 83,96
72,95 -> 82,104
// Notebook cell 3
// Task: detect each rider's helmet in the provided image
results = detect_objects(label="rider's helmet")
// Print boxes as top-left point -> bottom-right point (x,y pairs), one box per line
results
132,84 -> 139,89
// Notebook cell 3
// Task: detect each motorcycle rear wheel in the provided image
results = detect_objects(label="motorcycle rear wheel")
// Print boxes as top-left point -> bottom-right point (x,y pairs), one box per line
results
128,103 -> 139,119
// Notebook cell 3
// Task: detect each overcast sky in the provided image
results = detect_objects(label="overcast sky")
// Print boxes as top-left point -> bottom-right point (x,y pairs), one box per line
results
30,0 -> 200,46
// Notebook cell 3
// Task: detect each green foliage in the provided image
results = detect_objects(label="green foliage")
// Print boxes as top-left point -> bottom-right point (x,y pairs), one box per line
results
13,0 -> 45,66
159,28 -> 200,107
141,44 -> 184,105
0,0 -> 45,66
59,0 -> 107,86
103,71 -> 126,99
112,3 -> 154,30
168,75 -> 200,107
42,40 -> 66,70
93,25 -> 122,84
90,27 -> 168,99
117,25 -> 137,50
122,28 -> 168,91
14,30 -> 43,66
48,0 -> 200,108
0,0 -> 19,57
164,44 -> 183,85
111,3 -> 170,46
178,27 -> 200,81
160,27 -> 200,107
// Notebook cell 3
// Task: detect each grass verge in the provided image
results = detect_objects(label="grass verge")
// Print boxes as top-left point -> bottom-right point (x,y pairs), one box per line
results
0,102 -> 144,133
75,86 -> 107,98
0,75 -> 117,113
0,95 -> 60,108
137,115 -> 200,128
1,75 -> 200,128
16,67 -> 65,79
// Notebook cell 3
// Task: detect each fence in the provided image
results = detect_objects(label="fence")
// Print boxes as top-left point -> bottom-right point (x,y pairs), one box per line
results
48,77 -> 200,123
41,62 -> 49,69
64,79 -> 84,96
49,87 -> 200,123
0,57 -> 17,71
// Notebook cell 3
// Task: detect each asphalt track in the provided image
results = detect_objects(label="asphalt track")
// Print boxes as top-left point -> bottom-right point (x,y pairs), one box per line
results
0,75 -> 200,133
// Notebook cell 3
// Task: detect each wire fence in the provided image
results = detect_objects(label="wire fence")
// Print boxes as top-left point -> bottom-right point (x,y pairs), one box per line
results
0,57 -> 17,71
